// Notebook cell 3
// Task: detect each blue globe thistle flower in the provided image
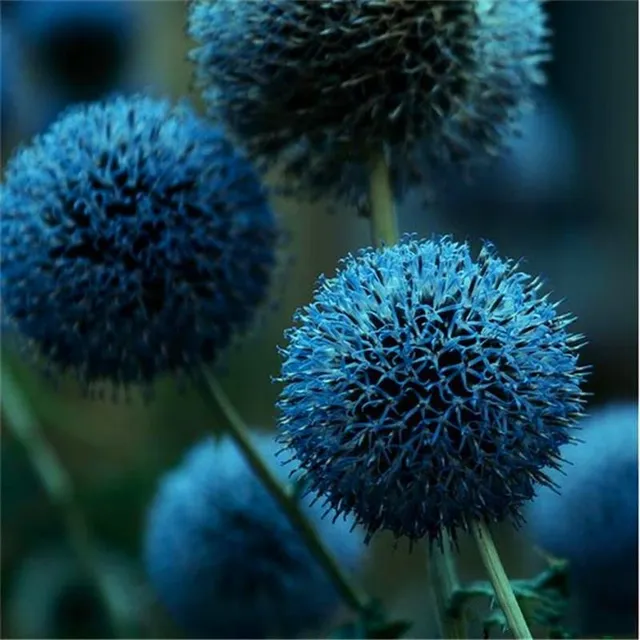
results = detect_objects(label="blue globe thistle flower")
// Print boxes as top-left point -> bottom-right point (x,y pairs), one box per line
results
277,237 -> 587,545
7,544 -> 148,639
1,95 -> 278,390
4,0 -> 144,140
143,433 -> 364,639
188,0 -> 550,211
11,0 -> 140,102
526,402 -> 638,637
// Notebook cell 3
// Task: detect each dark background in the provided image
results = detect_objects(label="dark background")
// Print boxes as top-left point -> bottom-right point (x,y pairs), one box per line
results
1,1 -> 637,638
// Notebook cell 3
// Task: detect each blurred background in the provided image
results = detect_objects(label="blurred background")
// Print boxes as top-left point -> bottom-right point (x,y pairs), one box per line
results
1,1 -> 637,639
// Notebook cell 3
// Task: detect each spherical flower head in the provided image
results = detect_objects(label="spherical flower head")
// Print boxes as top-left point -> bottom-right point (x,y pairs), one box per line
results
11,0 -> 140,104
7,544 -> 146,639
277,237 -> 587,545
188,0 -> 550,211
143,433 -> 364,639
1,94 -> 278,390
526,402 -> 638,635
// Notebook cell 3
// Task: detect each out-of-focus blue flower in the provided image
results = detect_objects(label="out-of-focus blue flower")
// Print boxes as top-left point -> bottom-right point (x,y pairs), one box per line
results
277,237 -> 587,545
188,0 -> 550,211
527,402 -> 638,637
143,433 -> 364,639
422,94 -> 583,239
1,95 -> 278,391
5,0 -> 144,138
6,544 -> 147,639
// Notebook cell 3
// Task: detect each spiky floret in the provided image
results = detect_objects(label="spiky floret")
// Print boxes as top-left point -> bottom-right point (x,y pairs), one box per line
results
188,0 -> 550,211
277,237 -> 587,545
143,433 -> 364,639
1,95 -> 278,390
527,403 -> 638,635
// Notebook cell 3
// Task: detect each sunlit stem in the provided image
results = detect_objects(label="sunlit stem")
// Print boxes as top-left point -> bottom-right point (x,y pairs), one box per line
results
0,363 -> 130,639
429,536 -> 468,638
194,368 -> 370,615
369,150 -> 399,246
471,520 -> 533,639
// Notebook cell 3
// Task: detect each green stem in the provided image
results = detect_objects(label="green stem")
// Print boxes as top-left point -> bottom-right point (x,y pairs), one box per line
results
471,520 -> 533,640
0,364 -> 129,639
194,368 -> 370,615
369,151 -> 399,246
429,537 -> 468,638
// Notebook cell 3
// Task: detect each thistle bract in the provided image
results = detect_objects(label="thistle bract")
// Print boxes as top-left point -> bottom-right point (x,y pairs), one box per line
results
188,0 -> 550,210
1,95 -> 278,389
143,434 -> 364,639
277,237 -> 586,544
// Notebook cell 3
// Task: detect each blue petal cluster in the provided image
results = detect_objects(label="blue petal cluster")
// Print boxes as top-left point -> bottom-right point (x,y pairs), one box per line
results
143,433 -> 364,639
1,95 -> 278,389
527,402 -> 638,637
277,237 -> 587,544
188,0 -> 550,211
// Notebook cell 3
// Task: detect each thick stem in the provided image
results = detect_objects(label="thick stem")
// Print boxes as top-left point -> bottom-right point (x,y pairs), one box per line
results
0,364 -> 129,639
429,538 -> 468,638
194,369 -> 370,615
369,151 -> 399,246
471,520 -> 533,640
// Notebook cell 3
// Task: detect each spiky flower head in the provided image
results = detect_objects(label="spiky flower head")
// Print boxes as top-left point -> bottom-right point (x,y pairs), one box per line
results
188,0 -> 550,211
1,94 -> 278,391
143,433 -> 364,639
527,402 -> 638,636
277,237 -> 586,545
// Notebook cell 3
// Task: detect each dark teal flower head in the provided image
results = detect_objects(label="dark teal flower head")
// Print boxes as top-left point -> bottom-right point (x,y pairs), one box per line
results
188,0 -> 550,211
527,403 -> 638,636
277,237 -> 587,545
144,433 -> 364,639
1,94 -> 278,391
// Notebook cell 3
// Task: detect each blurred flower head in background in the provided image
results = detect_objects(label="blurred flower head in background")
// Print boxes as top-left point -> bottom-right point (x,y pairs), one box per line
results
0,3 -> 636,640
1,94 -> 279,392
188,0 -> 550,211
434,94 -> 580,229
143,433 -> 365,639
526,402 -> 639,637
278,236 -> 587,545
2,0 -> 146,144
6,544 -> 148,639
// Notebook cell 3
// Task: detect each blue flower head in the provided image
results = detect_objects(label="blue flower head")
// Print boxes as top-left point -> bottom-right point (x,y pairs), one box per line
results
188,0 -> 550,211
6,544 -> 146,639
143,433 -> 364,639
526,402 -> 638,637
277,237 -> 587,545
10,0 -> 140,103
1,95 -> 278,390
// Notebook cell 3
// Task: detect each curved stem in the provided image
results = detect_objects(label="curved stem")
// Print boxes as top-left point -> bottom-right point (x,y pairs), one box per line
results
0,364 -> 129,639
471,520 -> 533,640
194,368 -> 370,615
369,151 -> 399,246
429,538 -> 468,638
